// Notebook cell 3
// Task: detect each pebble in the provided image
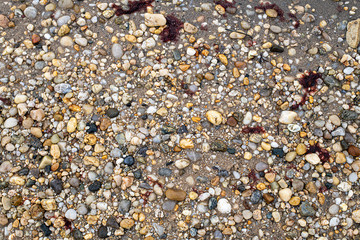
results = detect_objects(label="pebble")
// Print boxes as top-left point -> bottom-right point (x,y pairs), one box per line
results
165,188 -> 186,201
279,111 -> 297,124
24,7 -> 37,19
305,153 -> 321,165
111,44 -> 123,59
217,198 -> 231,214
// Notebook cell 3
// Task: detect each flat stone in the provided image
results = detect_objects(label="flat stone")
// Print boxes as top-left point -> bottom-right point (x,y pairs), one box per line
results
279,111 -> 297,124
144,13 -> 166,27
346,18 -> 360,48
206,110 -> 223,125
305,153 -> 321,165
217,198 -> 232,214
165,188 -> 186,201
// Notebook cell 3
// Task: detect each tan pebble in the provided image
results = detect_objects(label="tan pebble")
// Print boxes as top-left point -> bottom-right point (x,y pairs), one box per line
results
205,110 -> 223,125
120,219 -> 135,229
179,139 -> 194,149
67,117 -> 77,133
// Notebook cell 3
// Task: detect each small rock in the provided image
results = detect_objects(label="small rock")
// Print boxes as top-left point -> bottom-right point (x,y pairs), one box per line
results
120,219 -> 135,229
111,44 -> 123,59
299,201 -> 315,217
346,18 -> 360,48
165,188 -> 186,201
144,13 -> 166,27
279,188 -> 292,202
217,198 -> 232,214
279,111 -> 297,124
24,7 -> 37,19
206,110 -> 223,125
305,153 -> 321,165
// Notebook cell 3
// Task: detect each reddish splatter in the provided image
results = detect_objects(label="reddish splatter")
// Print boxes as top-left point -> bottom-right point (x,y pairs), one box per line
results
306,143 -> 330,163
147,176 -> 163,188
160,14 -> 183,42
215,0 -> 235,9
191,187 -> 205,195
241,126 -> 266,134
0,97 -> 11,105
319,186 -> 328,193
64,219 -> 72,230
288,13 -> 300,29
248,169 -> 258,183
180,80 -> 196,96
291,71 -> 322,110
255,2 -> 285,21
112,0 -> 154,16
141,191 -> 152,205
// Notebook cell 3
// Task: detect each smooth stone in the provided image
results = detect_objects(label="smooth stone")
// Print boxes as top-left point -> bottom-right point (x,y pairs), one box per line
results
217,198 -> 232,214
279,111 -> 297,124
24,7 -> 37,19
165,188 -> 186,201
346,18 -> 360,48
305,153 -> 321,165
65,209 -> 77,220
111,44 -> 123,59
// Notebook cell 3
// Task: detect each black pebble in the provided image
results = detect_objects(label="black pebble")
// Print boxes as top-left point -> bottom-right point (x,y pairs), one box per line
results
88,180 -> 102,192
270,45 -> 284,53
86,123 -> 98,133
98,226 -> 109,238
40,223 -> 51,236
50,178 -> 63,194
124,156 -> 135,166
105,108 -> 119,118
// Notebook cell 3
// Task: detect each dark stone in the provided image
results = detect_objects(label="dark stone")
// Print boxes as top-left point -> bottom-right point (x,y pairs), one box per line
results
124,156 -> 134,166
272,148 -> 284,158
118,199 -> 131,214
158,168 -> 172,177
137,146 -> 148,157
237,184 -> 246,192
250,190 -> 262,204
18,168 -> 29,176
26,179 -> 36,187
341,110 -> 358,121
40,223 -> 51,236
299,201 -> 316,217
340,140 -> 349,150
344,132 -> 356,143
72,229 -> 83,240
50,178 -> 63,194
139,182 -> 152,189
29,134 -> 42,149
161,125 -> 176,134
270,45 -> 284,53
177,125 -> 188,134
218,169 -> 229,177
208,197 -> 217,210
173,50 -> 181,61
227,148 -> 236,154
105,108 -> 119,118
210,140 -> 227,152
133,169 -> 142,179
44,165 -> 51,173
88,180 -> 102,192
86,123 -> 98,133
324,75 -> 340,88
98,226 -> 109,238
106,216 -> 119,229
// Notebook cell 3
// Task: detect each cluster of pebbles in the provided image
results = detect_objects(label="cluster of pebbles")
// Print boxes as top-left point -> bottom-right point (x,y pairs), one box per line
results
1,0 -> 360,239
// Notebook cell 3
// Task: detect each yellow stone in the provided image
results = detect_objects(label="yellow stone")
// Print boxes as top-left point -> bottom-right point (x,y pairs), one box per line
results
179,139 -> 194,149
83,156 -> 100,167
67,117 -> 77,133
218,54 -> 228,65
289,196 -> 300,206
296,143 -> 307,155
84,134 -> 97,145
244,152 -> 252,160
205,110 -> 223,125
179,64 -> 190,71
261,142 -> 271,151
189,191 -> 198,200
256,183 -> 266,190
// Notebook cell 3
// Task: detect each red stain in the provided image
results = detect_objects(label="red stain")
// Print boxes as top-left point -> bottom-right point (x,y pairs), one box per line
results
161,14 -> 183,42
241,126 -> 266,134
291,71 -> 322,110
215,0 -> 235,10
255,2 -> 285,21
112,0 -> 154,16
306,143 -> 330,163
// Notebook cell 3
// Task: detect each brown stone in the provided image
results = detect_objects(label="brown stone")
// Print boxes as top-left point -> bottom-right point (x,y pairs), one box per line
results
305,182 -> 317,194
11,195 -> 23,206
0,214 -> 8,226
29,204 -> 44,220
235,61 -> 246,69
263,193 -> 274,204
0,15 -> 9,28
120,218 -> 135,229
100,118 -> 111,131
226,116 -> 237,127
165,188 -> 186,201
32,34 -> 41,44
348,145 -> 360,157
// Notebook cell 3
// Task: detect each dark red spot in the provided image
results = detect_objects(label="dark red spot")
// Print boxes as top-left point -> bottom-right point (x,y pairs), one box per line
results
241,126 -> 266,134
160,14 -> 183,42
255,2 -> 285,21
291,71 -> 322,110
288,13 -> 300,29
112,0 -> 154,16
319,186 -> 328,193
0,97 -> 11,105
306,143 -> 330,163
215,0 -> 235,9
64,219 -> 72,230
248,169 -> 258,183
